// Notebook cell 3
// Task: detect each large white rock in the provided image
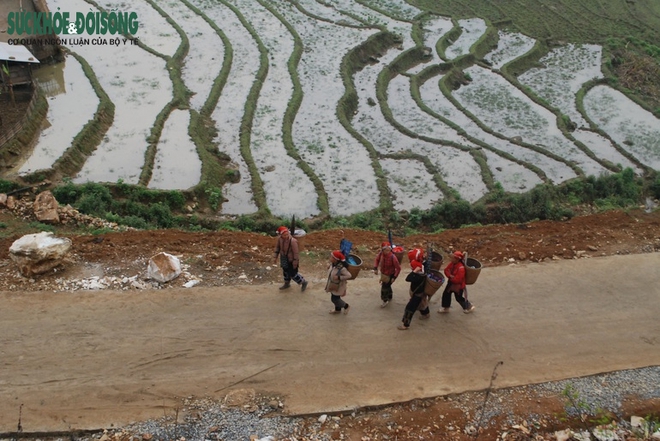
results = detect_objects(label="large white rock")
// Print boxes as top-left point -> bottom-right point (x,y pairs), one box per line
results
9,232 -> 72,277
147,252 -> 181,283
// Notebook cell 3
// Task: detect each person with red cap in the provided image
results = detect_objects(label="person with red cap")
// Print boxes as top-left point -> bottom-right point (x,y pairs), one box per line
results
438,251 -> 475,314
324,250 -> 351,314
373,241 -> 401,307
407,248 -> 425,265
273,226 -> 308,292
398,259 -> 431,330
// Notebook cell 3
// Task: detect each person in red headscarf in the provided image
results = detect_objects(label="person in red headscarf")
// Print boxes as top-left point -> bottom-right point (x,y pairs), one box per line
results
398,259 -> 431,330
273,226 -> 308,292
373,242 -> 401,307
407,248 -> 425,265
324,250 -> 352,314
438,251 -> 475,314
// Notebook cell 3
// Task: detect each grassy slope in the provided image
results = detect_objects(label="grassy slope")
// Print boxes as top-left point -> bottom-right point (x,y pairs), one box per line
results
409,0 -> 660,44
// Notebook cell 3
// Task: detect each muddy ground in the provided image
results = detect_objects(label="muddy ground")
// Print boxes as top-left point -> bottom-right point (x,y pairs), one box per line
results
1,205 -> 660,439
2,205 -> 660,293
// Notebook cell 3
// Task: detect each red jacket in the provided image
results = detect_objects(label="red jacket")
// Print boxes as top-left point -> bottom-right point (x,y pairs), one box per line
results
374,251 -> 401,277
444,261 -> 466,290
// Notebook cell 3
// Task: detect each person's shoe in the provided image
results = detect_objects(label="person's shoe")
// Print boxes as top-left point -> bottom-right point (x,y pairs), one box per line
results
329,309 -> 341,314
279,282 -> 291,290
437,307 -> 450,313
397,324 -> 409,330
380,300 -> 390,308
420,313 -> 430,320
464,305 -> 476,314
343,305 -> 350,315
301,281 -> 308,292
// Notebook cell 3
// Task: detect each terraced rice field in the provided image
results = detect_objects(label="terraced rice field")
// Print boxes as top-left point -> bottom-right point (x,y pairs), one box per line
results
10,0 -> 660,217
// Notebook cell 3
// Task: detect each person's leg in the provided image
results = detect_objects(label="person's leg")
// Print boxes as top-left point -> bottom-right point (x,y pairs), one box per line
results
290,269 -> 308,291
380,282 -> 390,306
330,294 -> 344,313
399,308 -> 414,329
400,295 -> 423,329
381,281 -> 393,302
438,285 -> 452,312
454,289 -> 474,312
280,267 -> 291,289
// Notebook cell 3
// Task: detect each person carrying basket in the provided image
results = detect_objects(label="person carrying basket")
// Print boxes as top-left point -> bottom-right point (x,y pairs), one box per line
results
438,251 -> 475,314
325,250 -> 352,314
373,242 -> 401,308
398,257 -> 431,330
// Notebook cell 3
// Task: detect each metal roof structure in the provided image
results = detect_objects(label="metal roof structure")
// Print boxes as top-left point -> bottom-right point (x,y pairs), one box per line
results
0,42 -> 40,63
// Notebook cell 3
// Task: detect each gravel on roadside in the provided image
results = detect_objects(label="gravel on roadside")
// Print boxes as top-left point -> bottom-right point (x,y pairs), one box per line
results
20,366 -> 653,441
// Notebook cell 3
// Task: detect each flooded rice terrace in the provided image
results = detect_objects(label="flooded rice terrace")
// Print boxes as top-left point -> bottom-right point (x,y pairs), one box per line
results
13,0 -> 660,217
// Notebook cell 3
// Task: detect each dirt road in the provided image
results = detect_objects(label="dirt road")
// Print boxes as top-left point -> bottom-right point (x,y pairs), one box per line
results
1,252 -> 659,433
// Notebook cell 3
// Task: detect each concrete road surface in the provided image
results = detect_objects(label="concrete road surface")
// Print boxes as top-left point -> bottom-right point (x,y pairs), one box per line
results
1,253 -> 659,432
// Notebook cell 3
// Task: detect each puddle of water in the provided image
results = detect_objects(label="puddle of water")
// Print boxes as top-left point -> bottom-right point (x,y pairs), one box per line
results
482,149 -> 543,193
584,85 -> 660,170
485,31 -> 536,69
389,75 -> 473,146
19,56 -> 98,175
406,15 -> 453,75
359,0 -> 421,21
236,0 -> 318,218
193,0 -> 258,215
419,72 -> 575,185
572,129 -> 641,173
382,158 -> 442,211
45,0 -> 173,185
12,1 -> 657,217
445,18 -> 486,60
96,0 -> 181,57
274,0 -> 380,215
156,0 -> 225,111
149,109 -> 201,190
519,44 -> 603,129
455,65 -> 608,178
296,0 -> 363,26
31,62 -> 66,97
351,44 -> 487,202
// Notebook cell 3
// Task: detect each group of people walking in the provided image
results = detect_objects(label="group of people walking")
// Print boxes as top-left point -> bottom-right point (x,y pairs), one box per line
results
273,227 -> 475,329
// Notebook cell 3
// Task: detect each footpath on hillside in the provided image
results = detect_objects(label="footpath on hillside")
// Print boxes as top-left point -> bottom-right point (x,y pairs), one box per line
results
1,253 -> 660,432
